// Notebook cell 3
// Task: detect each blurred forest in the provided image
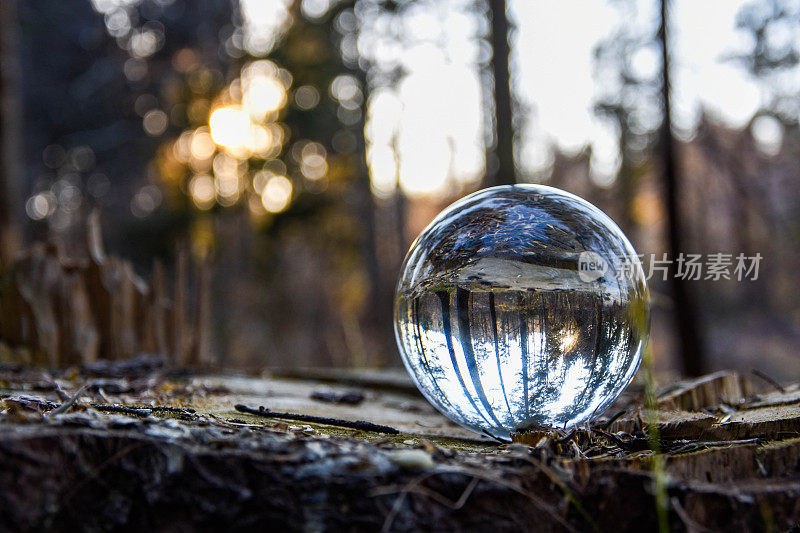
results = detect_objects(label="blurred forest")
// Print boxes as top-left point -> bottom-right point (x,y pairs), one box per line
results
0,0 -> 798,377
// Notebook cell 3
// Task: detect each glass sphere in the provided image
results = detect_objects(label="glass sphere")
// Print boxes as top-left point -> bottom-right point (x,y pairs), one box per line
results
394,185 -> 649,440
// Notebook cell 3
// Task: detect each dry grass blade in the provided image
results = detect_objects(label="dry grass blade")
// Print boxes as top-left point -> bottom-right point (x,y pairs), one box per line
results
372,468 -> 578,533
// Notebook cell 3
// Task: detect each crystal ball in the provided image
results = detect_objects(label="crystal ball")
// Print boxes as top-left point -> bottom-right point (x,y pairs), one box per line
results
394,185 -> 649,440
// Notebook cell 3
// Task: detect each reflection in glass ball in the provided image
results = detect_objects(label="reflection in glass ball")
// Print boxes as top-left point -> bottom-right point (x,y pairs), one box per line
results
394,185 -> 650,440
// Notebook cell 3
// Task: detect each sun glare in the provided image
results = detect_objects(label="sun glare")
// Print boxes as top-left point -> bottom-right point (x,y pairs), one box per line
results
162,56 -> 294,213
209,107 -> 251,153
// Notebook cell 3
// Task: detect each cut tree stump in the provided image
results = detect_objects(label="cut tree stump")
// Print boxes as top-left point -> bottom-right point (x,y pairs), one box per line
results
0,363 -> 799,531
0,214 -> 211,367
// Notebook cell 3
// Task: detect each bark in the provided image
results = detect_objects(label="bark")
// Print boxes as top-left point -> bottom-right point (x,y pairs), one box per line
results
0,0 -> 23,265
0,366 -> 798,531
484,0 -> 516,187
658,0 -> 706,376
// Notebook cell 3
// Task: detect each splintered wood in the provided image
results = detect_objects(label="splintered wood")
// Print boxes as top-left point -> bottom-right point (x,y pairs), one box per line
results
606,370 -> 800,442
0,214 -> 210,366
655,369 -> 752,410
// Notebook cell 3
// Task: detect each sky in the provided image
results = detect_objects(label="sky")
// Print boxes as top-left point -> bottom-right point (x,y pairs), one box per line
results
361,0 -> 772,198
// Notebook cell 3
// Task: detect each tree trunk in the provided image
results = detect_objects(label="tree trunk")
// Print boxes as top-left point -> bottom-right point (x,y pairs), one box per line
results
0,0 -> 23,266
658,0 -> 706,376
348,60 -> 389,366
614,107 -> 636,236
484,0 -> 515,187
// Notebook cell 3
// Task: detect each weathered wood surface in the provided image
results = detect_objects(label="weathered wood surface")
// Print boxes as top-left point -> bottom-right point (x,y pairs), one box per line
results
0,362 -> 799,531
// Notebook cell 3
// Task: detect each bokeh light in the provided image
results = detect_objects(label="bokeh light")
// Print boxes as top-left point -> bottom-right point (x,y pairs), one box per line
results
157,54 -> 296,213
189,174 -> 216,210
295,85 -> 320,110
242,60 -> 290,121
143,109 -> 168,136
209,106 -> 252,154
190,129 -> 216,161
25,192 -> 57,221
751,115 -> 784,155
240,0 -> 293,56
260,175 -> 293,213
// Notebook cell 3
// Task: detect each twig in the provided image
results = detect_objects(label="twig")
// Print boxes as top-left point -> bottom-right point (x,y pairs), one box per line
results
374,476 -> 480,512
372,468 -> 577,533
234,404 -> 399,434
482,430 -> 508,443
147,405 -> 197,414
45,376 -> 70,402
671,497 -> 716,532
47,385 -> 87,416
88,403 -> 196,418
555,429 -> 577,445
91,404 -> 152,417
751,369 -> 786,393
593,428 -> 652,452
600,409 -> 627,430
57,442 -> 147,510
377,477 -> 480,533
207,413 -> 291,434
